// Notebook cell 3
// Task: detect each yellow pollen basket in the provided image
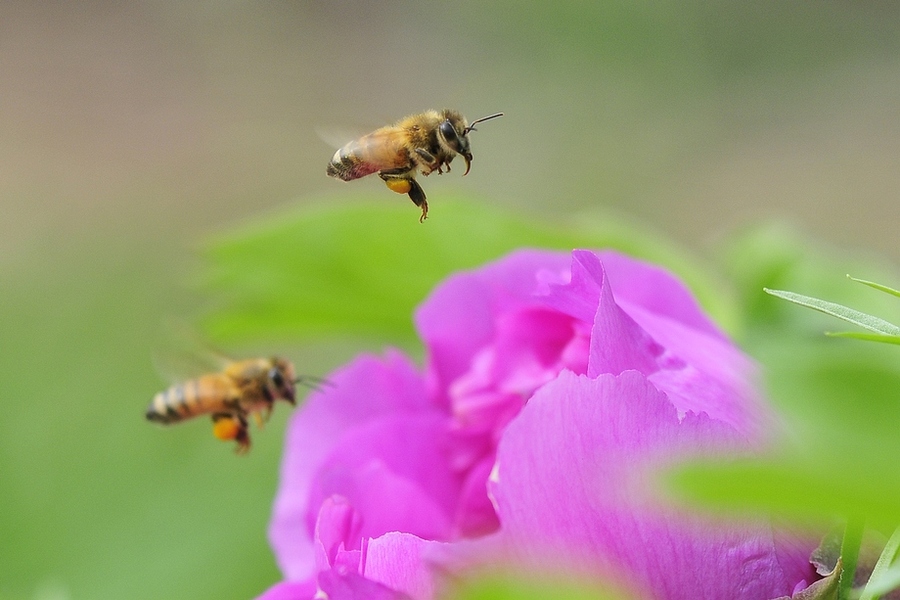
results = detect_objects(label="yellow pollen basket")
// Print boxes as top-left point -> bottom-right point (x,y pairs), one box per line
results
384,179 -> 412,195
212,417 -> 241,441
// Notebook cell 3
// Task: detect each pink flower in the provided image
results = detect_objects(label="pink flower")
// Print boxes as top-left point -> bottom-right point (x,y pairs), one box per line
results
260,250 -> 815,600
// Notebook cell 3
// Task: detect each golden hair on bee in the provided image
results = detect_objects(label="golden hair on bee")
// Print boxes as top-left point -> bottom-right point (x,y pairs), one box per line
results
326,109 -> 503,222
146,356 -> 326,454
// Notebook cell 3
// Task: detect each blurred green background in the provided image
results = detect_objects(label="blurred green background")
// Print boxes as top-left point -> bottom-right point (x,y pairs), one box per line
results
2,2 -> 900,598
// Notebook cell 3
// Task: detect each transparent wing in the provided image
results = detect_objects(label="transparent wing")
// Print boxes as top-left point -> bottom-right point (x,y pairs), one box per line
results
315,126 -> 367,151
151,318 -> 232,384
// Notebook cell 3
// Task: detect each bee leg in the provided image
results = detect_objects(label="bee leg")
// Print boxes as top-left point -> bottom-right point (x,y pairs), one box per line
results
212,413 -> 251,454
233,414 -> 250,454
406,179 -> 429,222
379,173 -> 429,221
414,149 -> 441,175
253,410 -> 267,429
379,172 -> 412,195
234,428 -> 251,454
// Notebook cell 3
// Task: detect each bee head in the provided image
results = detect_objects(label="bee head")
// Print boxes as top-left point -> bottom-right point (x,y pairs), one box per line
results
437,111 -> 471,172
267,357 -> 297,405
437,110 -> 503,175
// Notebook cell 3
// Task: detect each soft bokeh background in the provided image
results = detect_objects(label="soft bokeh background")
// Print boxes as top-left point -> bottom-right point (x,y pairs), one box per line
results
2,2 -> 900,599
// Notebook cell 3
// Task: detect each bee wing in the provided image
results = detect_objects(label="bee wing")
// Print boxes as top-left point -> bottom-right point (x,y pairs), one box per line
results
315,126 -> 366,150
315,109 -> 399,149
151,319 -> 232,384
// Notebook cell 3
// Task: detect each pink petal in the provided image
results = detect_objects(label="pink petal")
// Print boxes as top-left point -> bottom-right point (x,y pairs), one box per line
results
415,249 -> 570,402
564,250 -> 766,437
625,300 -> 766,437
254,580 -> 317,600
587,260 -> 666,377
593,250 -> 727,341
257,569 -> 414,600
307,414 -> 459,547
269,351 -> 428,580
317,569 -> 412,600
536,248 -> 607,323
490,370 -> 813,600
452,456 -> 500,538
364,532 -> 447,600
312,496 -> 363,571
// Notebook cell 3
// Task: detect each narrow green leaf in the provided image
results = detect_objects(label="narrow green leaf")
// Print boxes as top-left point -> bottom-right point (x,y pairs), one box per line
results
722,223 -> 900,341
858,564 -> 900,600
848,276 -> 900,300
825,332 -> 900,346
763,288 -> 900,336
839,518 -> 864,600
857,527 -> 900,600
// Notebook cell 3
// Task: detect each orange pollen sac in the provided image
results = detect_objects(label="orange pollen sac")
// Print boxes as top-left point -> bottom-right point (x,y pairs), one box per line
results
212,417 -> 242,441
384,179 -> 412,195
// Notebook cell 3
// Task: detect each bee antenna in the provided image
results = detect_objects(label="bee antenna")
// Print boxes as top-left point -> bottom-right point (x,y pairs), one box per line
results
463,112 -> 504,134
294,375 -> 335,392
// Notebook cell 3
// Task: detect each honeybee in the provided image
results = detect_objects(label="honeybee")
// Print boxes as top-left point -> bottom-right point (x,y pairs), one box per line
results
146,357 -> 315,453
326,109 -> 503,222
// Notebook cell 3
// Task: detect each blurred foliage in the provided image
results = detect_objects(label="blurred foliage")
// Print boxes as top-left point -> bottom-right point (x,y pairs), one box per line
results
445,570 -> 634,600
722,224 -> 900,338
671,226 -> 900,532
199,194 -> 738,347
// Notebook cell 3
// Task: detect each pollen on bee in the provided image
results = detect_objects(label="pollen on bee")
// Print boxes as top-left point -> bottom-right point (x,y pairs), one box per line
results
212,417 -> 242,441
384,179 -> 412,195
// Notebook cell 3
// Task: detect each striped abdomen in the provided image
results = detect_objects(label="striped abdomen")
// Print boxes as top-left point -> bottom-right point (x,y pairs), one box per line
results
326,128 -> 412,181
146,374 -> 239,425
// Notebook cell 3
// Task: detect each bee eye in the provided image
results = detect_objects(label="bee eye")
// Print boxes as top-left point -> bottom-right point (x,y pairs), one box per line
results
439,120 -> 461,150
269,368 -> 285,389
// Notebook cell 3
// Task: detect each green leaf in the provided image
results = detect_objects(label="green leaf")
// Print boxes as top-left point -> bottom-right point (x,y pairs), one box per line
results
199,195 -> 736,346
839,518 -> 864,600
825,331 -> 900,346
848,276 -> 900,300
720,224 -> 900,343
667,341 -> 900,532
668,458 -> 900,531
859,565 -> 900,600
446,570 -> 634,600
859,527 -> 900,600
763,288 -> 900,336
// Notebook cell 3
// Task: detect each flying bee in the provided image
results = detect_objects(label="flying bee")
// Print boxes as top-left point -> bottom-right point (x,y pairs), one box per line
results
326,109 -> 503,222
146,357 -> 321,453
